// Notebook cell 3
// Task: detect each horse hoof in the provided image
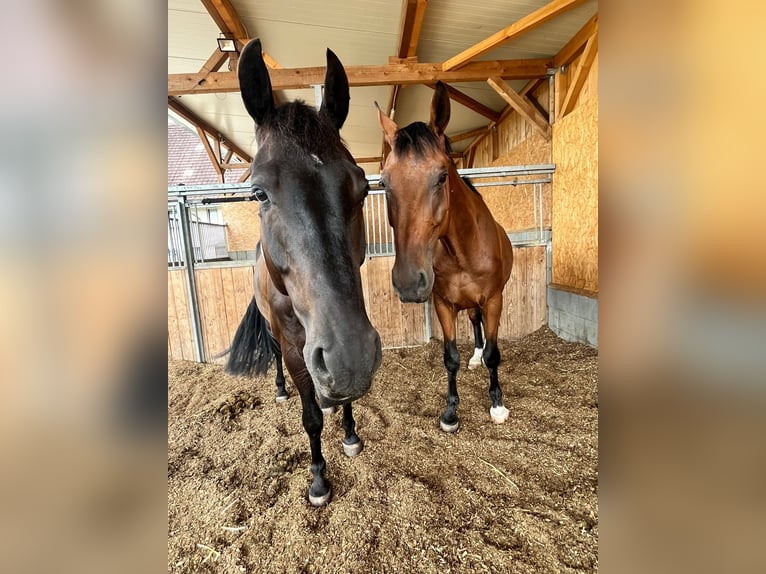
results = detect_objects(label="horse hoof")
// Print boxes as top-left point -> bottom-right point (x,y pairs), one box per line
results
440,419 -> 460,433
275,394 -> 288,403
308,488 -> 331,507
342,440 -> 363,457
490,405 -> 510,424
321,406 -> 337,416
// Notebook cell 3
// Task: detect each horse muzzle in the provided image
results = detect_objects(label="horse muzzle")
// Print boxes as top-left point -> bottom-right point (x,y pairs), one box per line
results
305,326 -> 382,404
392,266 -> 433,303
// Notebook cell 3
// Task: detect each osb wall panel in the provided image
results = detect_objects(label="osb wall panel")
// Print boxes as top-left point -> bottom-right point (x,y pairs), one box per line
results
555,52 -> 598,121
470,81 -> 552,233
222,203 -> 261,252
552,95 -> 598,292
428,245 -> 547,344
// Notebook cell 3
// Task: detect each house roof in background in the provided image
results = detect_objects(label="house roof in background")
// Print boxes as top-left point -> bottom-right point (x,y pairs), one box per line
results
167,120 -> 247,186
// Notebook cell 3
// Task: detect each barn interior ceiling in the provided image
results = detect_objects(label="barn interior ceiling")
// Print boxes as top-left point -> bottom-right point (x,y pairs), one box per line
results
168,0 -> 598,178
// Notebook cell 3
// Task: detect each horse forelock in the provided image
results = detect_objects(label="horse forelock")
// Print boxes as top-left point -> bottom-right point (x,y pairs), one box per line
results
257,100 -> 345,161
393,122 -> 452,158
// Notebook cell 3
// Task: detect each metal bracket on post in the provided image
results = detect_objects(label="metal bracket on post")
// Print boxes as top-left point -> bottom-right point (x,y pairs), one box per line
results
312,84 -> 323,110
177,197 -> 206,362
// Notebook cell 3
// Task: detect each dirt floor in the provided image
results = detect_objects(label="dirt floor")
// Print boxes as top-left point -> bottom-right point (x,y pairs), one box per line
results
168,327 -> 598,573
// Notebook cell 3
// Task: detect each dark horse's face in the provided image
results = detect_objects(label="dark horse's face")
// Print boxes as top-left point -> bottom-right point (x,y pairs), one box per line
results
377,82 -> 453,303
239,40 -> 381,404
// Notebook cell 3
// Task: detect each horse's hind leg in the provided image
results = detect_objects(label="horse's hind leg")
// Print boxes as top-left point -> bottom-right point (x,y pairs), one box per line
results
341,403 -> 363,457
274,347 -> 288,402
434,295 -> 461,432
467,307 -> 484,370
482,295 -> 510,424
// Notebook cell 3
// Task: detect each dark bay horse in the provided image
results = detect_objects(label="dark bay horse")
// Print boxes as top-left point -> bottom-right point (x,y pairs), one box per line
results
376,81 -> 514,432
226,39 -> 382,506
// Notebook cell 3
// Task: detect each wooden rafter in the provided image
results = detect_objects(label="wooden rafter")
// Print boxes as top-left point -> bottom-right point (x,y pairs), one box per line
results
198,49 -> 229,75
169,58 -> 552,95
196,128 -> 224,182
554,12 -> 598,68
559,27 -> 597,118
168,97 -> 252,163
398,0 -> 429,58
200,0 -> 248,39
487,76 -> 551,141
449,126 -> 489,143
442,0 -> 588,71
429,83 -> 500,122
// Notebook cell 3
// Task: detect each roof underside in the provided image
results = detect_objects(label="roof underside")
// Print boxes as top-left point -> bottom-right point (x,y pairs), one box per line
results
168,0 -> 598,175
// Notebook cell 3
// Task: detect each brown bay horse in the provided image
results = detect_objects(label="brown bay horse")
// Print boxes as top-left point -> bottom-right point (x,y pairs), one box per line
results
376,82 -> 514,432
226,39 -> 382,506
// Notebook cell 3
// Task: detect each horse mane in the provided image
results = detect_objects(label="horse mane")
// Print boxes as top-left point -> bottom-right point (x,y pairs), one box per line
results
257,100 -> 344,158
393,122 -> 452,157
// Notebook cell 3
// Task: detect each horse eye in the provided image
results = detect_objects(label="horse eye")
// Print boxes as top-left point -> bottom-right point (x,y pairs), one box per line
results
252,186 -> 269,203
438,172 -> 448,185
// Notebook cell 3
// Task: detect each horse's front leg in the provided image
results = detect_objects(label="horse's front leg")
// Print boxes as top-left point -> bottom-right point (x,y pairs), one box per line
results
283,346 -> 331,506
482,295 -> 510,424
341,403 -> 363,457
434,295 -> 460,432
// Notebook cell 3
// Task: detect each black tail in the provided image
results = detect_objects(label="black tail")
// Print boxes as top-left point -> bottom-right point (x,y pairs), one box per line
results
225,297 -> 276,377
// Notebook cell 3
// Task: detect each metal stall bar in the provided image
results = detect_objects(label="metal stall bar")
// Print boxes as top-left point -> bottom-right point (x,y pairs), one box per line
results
176,198 -> 206,362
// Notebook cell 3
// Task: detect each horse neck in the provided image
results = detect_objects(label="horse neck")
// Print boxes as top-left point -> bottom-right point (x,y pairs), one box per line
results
440,168 -> 484,257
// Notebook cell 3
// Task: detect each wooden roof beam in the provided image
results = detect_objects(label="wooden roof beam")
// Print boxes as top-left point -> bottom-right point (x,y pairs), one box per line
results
554,12 -> 598,68
398,0 -> 429,58
196,127 -> 224,183
169,58 -> 552,95
168,97 -> 252,162
429,83 -> 500,122
442,0 -> 588,71
487,76 -> 551,141
200,0 -> 248,39
559,27 -> 598,117
448,126 -> 489,143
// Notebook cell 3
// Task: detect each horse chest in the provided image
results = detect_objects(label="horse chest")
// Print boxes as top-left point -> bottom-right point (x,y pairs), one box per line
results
433,265 -> 488,309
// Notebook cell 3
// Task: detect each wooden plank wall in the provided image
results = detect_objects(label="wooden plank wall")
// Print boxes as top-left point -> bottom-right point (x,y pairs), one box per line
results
427,245 -> 547,344
169,245 -> 547,361
168,269 -> 195,361
193,266 -> 256,363
360,256 -> 428,348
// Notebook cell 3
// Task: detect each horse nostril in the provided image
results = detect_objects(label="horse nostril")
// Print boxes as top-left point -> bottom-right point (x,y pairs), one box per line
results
311,347 -> 330,381
417,271 -> 428,293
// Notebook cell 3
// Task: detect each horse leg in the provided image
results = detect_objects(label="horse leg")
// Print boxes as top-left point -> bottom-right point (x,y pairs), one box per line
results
434,295 -> 460,432
482,295 -> 510,424
284,347 -> 331,506
341,403 -> 363,457
467,307 -> 485,370
273,347 -> 288,402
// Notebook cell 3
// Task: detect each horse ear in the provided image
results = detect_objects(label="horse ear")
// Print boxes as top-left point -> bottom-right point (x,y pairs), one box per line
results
430,81 -> 451,137
375,102 -> 398,148
320,48 -> 350,130
238,39 -> 275,124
